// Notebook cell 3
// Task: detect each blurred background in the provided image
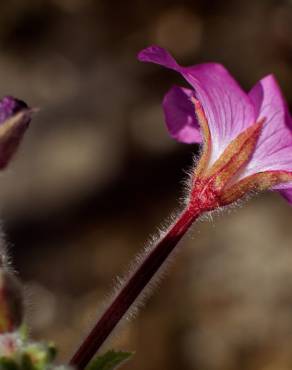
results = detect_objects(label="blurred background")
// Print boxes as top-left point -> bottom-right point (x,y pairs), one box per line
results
1,0 -> 292,369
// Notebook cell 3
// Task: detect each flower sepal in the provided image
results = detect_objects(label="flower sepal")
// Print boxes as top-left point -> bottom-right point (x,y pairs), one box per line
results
220,170 -> 292,205
189,102 -> 292,210
190,116 -> 292,209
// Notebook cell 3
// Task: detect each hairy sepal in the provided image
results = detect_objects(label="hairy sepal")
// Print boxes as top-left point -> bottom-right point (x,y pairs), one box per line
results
220,171 -> 292,205
204,119 -> 264,190
191,98 -> 211,179
189,119 -> 264,210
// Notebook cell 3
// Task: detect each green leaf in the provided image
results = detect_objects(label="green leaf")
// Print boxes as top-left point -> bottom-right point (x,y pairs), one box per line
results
20,353 -> 35,370
46,343 -> 57,363
87,350 -> 133,370
0,357 -> 18,370
22,342 -> 57,370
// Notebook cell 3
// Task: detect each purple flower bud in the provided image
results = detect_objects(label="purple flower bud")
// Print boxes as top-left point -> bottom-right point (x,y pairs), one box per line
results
0,96 -> 28,125
0,96 -> 32,169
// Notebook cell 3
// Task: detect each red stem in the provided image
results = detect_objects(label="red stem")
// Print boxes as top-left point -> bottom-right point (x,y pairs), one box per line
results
69,206 -> 201,370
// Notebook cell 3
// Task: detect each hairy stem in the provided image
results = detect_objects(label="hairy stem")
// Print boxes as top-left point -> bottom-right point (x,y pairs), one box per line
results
69,205 -> 201,370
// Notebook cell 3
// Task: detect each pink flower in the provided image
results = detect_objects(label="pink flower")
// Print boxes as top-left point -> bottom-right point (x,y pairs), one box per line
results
70,47 -> 292,365
69,48 -> 292,366
138,46 -> 292,206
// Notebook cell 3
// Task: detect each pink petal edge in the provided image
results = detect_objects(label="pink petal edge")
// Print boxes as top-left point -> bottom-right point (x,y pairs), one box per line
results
138,45 -> 256,166
240,75 -> 292,177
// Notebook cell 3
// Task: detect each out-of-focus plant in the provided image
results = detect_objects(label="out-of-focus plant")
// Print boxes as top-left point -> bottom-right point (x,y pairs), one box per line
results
0,98 -> 132,370
2,44 -> 292,370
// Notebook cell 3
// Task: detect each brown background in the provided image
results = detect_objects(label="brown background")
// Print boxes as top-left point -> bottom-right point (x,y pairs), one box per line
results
1,0 -> 292,369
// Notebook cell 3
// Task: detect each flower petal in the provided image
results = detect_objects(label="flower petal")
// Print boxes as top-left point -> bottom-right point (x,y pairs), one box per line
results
240,75 -> 292,178
162,86 -> 201,143
138,46 -> 179,71
138,46 -> 256,166
277,188 -> 292,205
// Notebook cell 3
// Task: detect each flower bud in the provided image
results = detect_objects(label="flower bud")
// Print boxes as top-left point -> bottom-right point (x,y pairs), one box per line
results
0,270 -> 23,333
0,96 -> 32,169
0,96 -> 28,124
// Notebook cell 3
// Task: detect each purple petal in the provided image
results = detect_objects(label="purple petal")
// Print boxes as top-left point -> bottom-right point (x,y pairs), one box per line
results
271,180 -> 292,205
138,45 -> 179,71
275,188 -> 292,205
138,46 -> 256,165
162,86 -> 201,144
239,75 -> 292,179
